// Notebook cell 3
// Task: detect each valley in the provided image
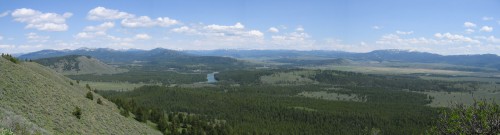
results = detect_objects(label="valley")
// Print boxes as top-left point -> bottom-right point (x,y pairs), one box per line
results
4,48 -> 499,134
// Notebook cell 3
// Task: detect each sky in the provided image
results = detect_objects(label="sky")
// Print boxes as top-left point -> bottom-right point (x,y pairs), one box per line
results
0,0 -> 499,55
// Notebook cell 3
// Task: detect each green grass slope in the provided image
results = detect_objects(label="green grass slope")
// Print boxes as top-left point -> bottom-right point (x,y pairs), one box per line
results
0,58 -> 161,134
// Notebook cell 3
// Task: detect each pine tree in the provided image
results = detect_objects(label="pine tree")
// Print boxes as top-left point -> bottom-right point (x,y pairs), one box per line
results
86,91 -> 94,100
157,114 -> 169,132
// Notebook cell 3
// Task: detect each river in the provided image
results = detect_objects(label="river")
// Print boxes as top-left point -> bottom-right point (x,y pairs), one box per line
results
207,72 -> 219,83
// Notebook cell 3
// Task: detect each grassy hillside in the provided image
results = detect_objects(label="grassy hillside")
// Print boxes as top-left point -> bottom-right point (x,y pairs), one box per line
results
33,55 -> 128,75
0,58 -> 161,134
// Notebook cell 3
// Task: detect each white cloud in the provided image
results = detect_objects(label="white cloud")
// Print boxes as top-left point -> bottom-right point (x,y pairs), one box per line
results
11,8 -> 72,31
434,33 -> 480,44
170,22 -> 268,50
376,32 -> 480,49
26,32 -> 50,42
480,26 -> 493,32
279,25 -> 287,30
268,27 -> 279,33
376,34 -> 437,45
482,16 -> 494,21
134,34 -> 151,40
171,26 -> 198,34
201,22 -> 263,38
296,26 -> 304,31
465,29 -> 475,34
0,35 -> 3,40
0,10 -> 10,17
204,22 -> 245,31
464,22 -> 476,28
372,25 -> 382,30
475,36 -> 500,43
396,30 -> 414,35
269,30 -> 315,50
87,7 -> 134,20
121,16 -> 179,28
0,44 -> 45,54
156,17 -> 179,27
248,30 -> 264,37
75,32 -> 96,39
84,22 -> 114,32
271,31 -> 311,45
0,44 -> 14,49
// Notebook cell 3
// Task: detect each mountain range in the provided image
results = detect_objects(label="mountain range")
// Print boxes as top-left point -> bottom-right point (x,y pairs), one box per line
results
19,48 -> 247,71
18,48 -> 500,71
33,55 -> 128,75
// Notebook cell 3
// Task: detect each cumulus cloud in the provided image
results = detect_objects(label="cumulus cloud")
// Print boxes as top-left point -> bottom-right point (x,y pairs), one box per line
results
204,22 -> 245,31
465,29 -> 475,34
121,16 -> 179,28
272,32 -> 309,41
11,8 -> 72,31
201,22 -> 264,38
84,22 -> 114,32
434,33 -> 480,44
87,7 -> 134,20
248,30 -> 264,37
75,22 -> 114,39
268,27 -> 279,33
171,26 -> 198,34
480,26 -> 493,32
134,33 -> 151,40
376,32 -> 480,48
75,32 -> 99,39
376,34 -> 437,45
0,10 -> 10,17
372,25 -> 382,30
26,32 -> 50,42
476,36 -> 500,43
295,26 -> 304,31
396,30 -> 414,35
0,44 -> 45,54
87,7 -> 179,28
482,16 -> 494,21
464,22 -> 476,28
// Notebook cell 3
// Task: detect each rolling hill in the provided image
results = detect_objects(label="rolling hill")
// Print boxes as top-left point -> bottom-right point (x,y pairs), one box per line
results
0,57 -> 161,134
33,55 -> 128,75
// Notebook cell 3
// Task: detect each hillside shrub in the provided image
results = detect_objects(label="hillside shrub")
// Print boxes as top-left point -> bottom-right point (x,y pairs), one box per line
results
120,108 -> 130,117
72,107 -> 82,119
86,91 -> 93,100
85,84 -> 91,90
97,98 -> 103,105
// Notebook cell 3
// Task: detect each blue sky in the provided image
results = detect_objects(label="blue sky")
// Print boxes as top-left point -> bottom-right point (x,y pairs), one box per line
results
0,0 -> 499,55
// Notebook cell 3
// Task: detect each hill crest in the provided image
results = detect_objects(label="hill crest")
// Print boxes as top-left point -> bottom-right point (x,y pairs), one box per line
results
0,58 -> 160,134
